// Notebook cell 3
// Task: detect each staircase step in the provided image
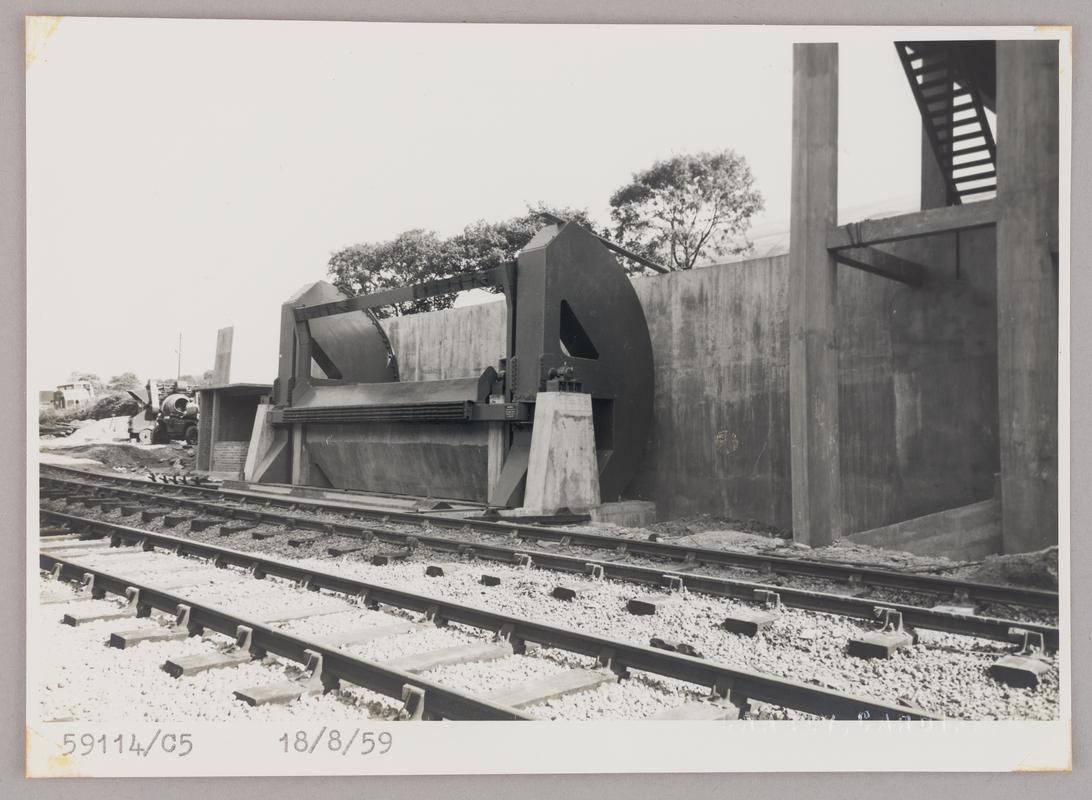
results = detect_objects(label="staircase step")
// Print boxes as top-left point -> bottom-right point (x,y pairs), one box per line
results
949,155 -> 994,170
917,75 -> 955,92
954,169 -> 997,184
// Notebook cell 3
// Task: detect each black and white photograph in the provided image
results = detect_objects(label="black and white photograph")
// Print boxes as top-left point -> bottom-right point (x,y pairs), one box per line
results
23,16 -> 1071,776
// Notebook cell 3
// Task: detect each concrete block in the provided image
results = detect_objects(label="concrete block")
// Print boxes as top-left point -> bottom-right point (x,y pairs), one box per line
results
243,403 -> 276,483
163,650 -> 253,677
424,565 -> 445,577
109,626 -> 189,649
722,609 -> 779,637
551,584 -> 593,601
845,499 -> 1002,561
989,655 -> 1051,688
522,391 -> 601,515
480,575 -> 501,586
627,594 -> 682,615
589,501 -> 657,528
847,630 -> 914,659
234,681 -> 321,706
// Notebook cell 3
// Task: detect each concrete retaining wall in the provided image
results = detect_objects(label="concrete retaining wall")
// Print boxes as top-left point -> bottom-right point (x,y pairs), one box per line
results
382,238 -> 999,535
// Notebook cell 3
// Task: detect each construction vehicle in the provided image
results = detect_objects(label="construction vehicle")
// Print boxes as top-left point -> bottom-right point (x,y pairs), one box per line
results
127,380 -> 200,445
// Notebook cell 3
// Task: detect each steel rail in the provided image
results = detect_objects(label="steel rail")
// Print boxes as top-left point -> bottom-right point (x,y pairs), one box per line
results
39,515 -> 939,721
39,467 -> 1060,612
40,552 -> 531,721
40,505 -> 1059,651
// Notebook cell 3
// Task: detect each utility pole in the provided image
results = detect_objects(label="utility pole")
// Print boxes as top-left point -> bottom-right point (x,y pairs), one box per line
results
176,332 -> 182,382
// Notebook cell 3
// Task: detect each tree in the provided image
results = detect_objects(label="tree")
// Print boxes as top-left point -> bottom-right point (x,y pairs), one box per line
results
327,204 -> 597,318
609,151 -> 764,272
67,372 -> 104,392
449,204 -> 598,273
106,372 -> 141,392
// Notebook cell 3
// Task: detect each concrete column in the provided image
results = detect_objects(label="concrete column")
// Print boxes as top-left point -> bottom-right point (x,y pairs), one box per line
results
995,41 -> 1059,553
522,392 -> 601,515
788,43 -> 843,547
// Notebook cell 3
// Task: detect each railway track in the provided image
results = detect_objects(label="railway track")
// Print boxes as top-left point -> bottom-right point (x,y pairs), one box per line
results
39,465 -> 1057,610
38,523 -> 939,722
40,467 -> 1060,652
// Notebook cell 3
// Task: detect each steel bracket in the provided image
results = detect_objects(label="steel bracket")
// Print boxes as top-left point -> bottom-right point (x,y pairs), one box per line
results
663,575 -> 686,594
175,603 -> 201,635
399,685 -> 426,721
423,604 -> 448,627
874,607 -> 904,633
82,572 -> 105,600
235,624 -> 266,659
585,563 -> 604,581
494,622 -> 526,653
1009,627 -> 1046,656
597,647 -> 630,678
754,589 -> 782,609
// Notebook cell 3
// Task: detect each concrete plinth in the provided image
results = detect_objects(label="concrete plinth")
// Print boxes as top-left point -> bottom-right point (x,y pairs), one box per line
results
589,501 -> 657,528
522,391 -> 601,515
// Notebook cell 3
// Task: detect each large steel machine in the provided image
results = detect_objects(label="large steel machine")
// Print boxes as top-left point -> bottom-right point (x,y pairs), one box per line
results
248,221 -> 654,508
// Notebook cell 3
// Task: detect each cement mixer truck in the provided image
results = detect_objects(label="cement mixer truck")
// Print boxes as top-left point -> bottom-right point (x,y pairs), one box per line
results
127,380 -> 200,445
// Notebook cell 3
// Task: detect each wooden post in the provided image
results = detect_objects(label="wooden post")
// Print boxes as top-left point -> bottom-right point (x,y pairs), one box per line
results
995,41 -> 1059,554
788,43 -> 843,547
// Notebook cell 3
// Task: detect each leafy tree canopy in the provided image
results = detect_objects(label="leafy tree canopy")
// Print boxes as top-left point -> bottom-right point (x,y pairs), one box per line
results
106,372 -> 141,392
609,150 -> 764,272
328,204 -> 595,318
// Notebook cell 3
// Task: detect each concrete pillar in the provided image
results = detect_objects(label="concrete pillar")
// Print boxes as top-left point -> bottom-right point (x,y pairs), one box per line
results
243,402 -> 275,482
522,392 -> 601,514
995,41 -> 1059,553
788,43 -> 843,547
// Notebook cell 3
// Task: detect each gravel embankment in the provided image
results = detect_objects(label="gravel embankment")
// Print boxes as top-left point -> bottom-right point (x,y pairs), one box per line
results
39,533 -> 1060,721
41,495 -> 1060,630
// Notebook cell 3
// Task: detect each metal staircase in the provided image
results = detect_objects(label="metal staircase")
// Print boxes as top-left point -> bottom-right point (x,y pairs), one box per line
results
896,41 -> 997,204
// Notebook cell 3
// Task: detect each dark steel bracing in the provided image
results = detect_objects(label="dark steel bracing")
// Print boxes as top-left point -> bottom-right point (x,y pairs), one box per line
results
40,466 -> 1060,612
39,504 -> 1060,651
262,221 -> 655,507
41,553 -> 531,721
39,520 -> 939,720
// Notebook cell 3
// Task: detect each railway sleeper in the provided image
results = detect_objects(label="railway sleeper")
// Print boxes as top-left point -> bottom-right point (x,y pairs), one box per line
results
383,640 -> 514,674
649,699 -> 741,720
722,608 -> 780,637
62,586 -> 146,626
486,667 -> 617,709
234,650 -> 330,707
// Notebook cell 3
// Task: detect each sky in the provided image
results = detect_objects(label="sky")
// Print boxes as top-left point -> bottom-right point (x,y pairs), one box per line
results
27,19 -> 926,389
